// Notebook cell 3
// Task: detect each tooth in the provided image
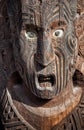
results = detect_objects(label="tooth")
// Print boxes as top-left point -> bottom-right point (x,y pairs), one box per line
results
46,82 -> 51,87
41,83 -> 43,87
47,78 -> 49,80
48,83 -> 50,87
45,83 -> 46,87
49,83 -> 51,87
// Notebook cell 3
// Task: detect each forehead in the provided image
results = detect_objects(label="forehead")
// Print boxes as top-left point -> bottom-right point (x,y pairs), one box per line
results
21,0 -> 71,27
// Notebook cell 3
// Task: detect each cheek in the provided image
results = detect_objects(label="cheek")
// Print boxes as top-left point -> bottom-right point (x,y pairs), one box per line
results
66,35 -> 77,55
52,39 -> 57,49
19,37 -> 37,62
19,38 -> 25,54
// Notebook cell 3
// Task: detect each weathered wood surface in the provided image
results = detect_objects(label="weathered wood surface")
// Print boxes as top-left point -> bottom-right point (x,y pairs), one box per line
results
0,0 -> 84,130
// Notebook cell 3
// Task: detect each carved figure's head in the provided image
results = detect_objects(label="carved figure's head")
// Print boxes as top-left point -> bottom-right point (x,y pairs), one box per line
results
8,0 -> 78,99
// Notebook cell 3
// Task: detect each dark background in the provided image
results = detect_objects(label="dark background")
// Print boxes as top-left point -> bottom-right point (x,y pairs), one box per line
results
0,119 -> 4,130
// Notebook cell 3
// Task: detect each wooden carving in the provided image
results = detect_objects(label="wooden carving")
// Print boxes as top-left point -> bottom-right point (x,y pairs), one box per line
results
0,0 -> 84,130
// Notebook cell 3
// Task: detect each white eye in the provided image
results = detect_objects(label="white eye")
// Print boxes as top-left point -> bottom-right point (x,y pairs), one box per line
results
53,29 -> 64,38
25,31 -> 37,39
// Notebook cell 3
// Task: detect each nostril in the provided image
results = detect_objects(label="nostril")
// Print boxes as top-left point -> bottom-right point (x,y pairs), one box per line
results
35,52 -> 55,67
34,55 -> 46,71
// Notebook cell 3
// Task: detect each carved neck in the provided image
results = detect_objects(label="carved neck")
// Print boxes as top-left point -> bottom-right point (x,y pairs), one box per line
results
6,78 -> 82,130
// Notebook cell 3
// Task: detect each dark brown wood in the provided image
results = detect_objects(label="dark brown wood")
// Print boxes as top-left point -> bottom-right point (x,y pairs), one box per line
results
0,0 -> 84,130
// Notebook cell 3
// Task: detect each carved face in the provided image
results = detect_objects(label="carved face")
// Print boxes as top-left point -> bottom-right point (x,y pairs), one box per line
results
12,0 -> 78,99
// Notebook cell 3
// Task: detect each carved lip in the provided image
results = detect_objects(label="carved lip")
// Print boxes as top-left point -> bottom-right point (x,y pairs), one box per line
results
38,74 -> 55,86
35,74 -> 55,91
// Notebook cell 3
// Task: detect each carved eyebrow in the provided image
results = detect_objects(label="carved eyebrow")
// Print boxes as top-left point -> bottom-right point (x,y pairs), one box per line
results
21,1 -> 72,28
50,20 -> 67,28
61,1 -> 72,20
22,12 -> 36,25
42,1 -> 71,26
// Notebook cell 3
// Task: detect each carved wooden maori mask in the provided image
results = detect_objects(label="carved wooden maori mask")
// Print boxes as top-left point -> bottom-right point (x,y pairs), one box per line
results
7,0 -> 78,99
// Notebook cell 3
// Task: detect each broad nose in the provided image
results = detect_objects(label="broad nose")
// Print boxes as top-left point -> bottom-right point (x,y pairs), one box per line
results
35,31 -> 55,66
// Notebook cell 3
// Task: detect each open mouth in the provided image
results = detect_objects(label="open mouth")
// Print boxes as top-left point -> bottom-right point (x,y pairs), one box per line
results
38,74 -> 55,89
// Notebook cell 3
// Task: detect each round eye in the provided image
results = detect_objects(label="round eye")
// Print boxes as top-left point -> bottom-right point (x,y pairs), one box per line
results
53,29 -> 64,38
25,31 -> 37,39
